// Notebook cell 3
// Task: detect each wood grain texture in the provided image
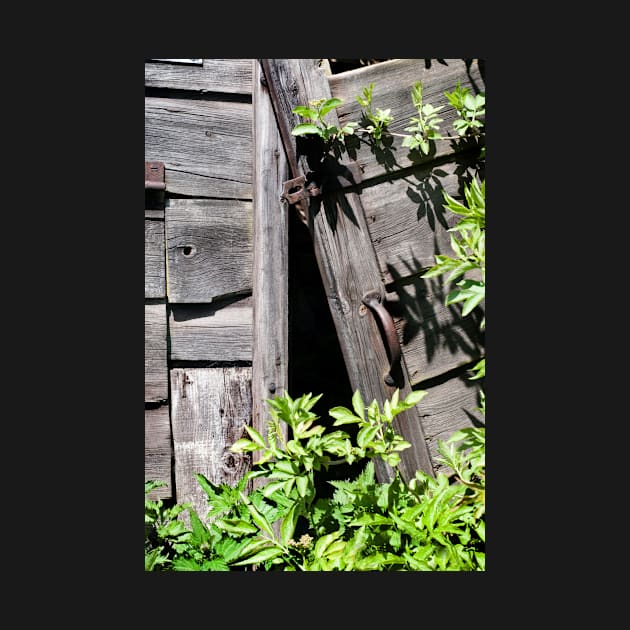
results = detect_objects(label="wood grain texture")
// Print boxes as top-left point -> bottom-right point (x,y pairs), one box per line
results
145,304 -> 168,402
263,59 -> 434,482
252,60 -> 289,473
170,367 -> 252,526
145,219 -> 165,298
412,372 -> 484,477
145,59 -> 253,94
359,155 -> 481,284
388,279 -> 484,386
329,59 -> 485,183
169,296 -> 252,361
145,405 -> 172,499
165,198 -> 253,303
145,97 -> 252,199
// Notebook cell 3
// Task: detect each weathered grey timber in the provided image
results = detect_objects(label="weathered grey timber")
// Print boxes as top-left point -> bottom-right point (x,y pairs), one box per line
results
251,60 -> 290,475
145,97 -> 252,199
145,59 -> 252,95
145,304 -> 168,402
145,220 -> 165,298
170,367 -> 252,526
145,405 -> 172,499
262,59 -> 435,483
165,198 -> 253,303
169,297 -> 253,361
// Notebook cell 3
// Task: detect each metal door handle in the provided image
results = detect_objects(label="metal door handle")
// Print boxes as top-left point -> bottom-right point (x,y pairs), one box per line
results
362,290 -> 401,386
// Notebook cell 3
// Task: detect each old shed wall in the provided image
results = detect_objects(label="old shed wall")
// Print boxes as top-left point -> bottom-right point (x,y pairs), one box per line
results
144,59 -> 255,515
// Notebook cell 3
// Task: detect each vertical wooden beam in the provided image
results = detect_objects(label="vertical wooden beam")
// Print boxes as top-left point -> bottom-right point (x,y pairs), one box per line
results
170,367 -> 252,527
262,59 -> 435,483
251,60 -> 290,484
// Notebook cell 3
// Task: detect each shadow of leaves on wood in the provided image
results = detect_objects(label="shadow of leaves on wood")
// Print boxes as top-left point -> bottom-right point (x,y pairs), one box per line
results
403,169 -> 451,231
308,155 -> 362,233
386,255 -> 484,367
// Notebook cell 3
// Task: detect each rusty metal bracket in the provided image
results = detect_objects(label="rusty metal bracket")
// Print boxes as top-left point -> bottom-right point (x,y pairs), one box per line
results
281,176 -> 321,204
281,161 -> 363,205
145,161 -> 166,190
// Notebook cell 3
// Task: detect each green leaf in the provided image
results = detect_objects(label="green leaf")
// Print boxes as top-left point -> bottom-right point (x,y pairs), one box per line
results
291,105 -> 318,119
461,291 -> 485,316
402,389 -> 427,408
215,518 -> 259,536
231,546 -> 284,566
244,425 -> 266,447
230,438 -> 258,453
291,123 -> 322,137
350,513 -> 392,526
357,424 -> 379,448
281,503 -> 299,545
296,475 -> 310,498
351,390 -> 365,420
319,97 -> 343,118
172,557 -> 202,571
244,502 -> 275,539
314,531 -> 342,557
329,406 -> 361,425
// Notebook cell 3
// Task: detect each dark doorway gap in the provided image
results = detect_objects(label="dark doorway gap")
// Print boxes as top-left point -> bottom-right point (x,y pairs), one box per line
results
288,209 -> 363,492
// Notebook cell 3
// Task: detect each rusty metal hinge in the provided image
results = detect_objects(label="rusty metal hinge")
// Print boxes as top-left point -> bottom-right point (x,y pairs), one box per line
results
281,161 -> 363,205
281,176 -> 321,204
145,161 -> 166,190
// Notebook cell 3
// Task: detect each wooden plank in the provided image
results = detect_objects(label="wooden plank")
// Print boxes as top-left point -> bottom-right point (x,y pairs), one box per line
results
388,278 -> 484,386
328,59 -> 485,182
413,372 -> 484,477
252,60 -> 290,472
170,367 -> 252,526
165,198 -> 252,303
263,59 -> 434,483
169,296 -> 252,361
145,304 -> 168,402
145,59 -> 252,94
145,219 -> 165,298
145,97 -> 252,199
145,405 -> 172,500
360,154 -> 482,284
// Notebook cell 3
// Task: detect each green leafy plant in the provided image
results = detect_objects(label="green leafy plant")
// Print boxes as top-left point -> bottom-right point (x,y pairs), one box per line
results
400,81 -> 445,154
421,175 -> 485,383
145,387 -> 485,571
290,75 -> 485,160
291,97 -> 359,147
356,82 -> 393,141
444,81 -> 485,137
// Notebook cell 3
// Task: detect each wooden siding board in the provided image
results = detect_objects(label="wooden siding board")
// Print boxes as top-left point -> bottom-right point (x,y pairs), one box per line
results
328,59 -> 485,182
389,278 -> 484,386
145,219 -> 165,298
169,297 -> 253,361
165,198 -> 253,303
145,405 -> 172,499
145,97 -> 252,199
252,60 -> 290,473
359,156 -> 481,284
170,367 -> 252,526
145,304 -> 168,402
145,59 -> 252,94
413,373 -> 484,477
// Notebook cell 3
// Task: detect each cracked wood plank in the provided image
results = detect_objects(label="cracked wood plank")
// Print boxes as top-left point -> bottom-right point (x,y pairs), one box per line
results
145,97 -> 252,198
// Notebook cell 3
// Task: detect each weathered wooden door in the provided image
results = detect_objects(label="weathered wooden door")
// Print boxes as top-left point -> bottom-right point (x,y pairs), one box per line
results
260,59 -> 485,483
